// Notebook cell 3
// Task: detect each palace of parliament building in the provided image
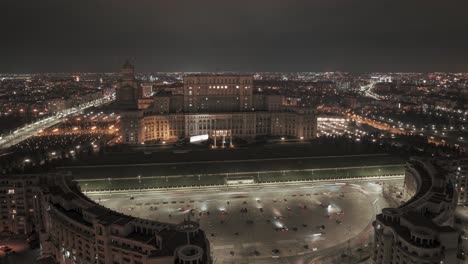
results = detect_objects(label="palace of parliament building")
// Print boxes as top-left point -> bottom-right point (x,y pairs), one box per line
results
116,62 -> 317,145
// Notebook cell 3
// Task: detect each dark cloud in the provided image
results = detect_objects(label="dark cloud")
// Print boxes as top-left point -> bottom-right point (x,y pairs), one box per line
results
1,0 -> 468,73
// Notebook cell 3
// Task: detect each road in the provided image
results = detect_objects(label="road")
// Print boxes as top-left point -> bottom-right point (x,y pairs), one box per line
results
87,178 -> 401,264
348,113 -> 468,151
360,81 -> 383,101
0,95 -> 115,149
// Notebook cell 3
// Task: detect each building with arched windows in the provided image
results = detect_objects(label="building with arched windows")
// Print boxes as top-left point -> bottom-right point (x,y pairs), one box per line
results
116,64 -> 317,145
0,173 -> 211,264
373,158 -> 461,264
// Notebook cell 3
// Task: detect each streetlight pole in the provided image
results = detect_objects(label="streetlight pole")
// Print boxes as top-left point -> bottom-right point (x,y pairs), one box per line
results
137,175 -> 141,193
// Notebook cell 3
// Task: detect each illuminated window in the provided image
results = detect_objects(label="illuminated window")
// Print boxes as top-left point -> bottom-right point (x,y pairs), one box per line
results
8,189 -> 14,194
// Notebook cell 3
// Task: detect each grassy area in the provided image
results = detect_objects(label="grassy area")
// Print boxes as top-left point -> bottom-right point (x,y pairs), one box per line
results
255,166 -> 404,182
66,154 -> 404,180
78,165 -> 405,191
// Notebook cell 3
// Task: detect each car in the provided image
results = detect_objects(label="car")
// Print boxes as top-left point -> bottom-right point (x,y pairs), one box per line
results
276,226 -> 288,232
272,249 -> 280,254
1,246 -> 12,253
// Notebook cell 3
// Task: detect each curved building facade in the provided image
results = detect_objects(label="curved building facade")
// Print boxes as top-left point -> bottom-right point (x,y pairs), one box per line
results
373,158 -> 460,264
0,173 -> 210,264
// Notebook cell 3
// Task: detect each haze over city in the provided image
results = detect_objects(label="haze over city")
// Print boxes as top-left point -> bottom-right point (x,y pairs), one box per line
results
1,0 -> 468,72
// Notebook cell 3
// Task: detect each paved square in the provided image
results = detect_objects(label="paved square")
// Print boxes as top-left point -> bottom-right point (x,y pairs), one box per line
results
87,181 -> 392,263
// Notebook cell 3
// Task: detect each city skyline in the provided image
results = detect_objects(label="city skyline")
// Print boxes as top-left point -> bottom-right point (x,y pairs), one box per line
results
1,1 -> 468,263
1,0 -> 468,73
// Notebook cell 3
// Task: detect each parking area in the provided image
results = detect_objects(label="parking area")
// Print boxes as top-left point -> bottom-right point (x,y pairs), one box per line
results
87,181 -> 392,263
0,234 -> 39,263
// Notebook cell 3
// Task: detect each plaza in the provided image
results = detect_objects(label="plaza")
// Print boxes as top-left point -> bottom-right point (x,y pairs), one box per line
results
86,179 -> 398,263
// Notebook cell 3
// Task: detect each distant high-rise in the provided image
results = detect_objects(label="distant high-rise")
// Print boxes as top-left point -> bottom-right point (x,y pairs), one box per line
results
183,75 -> 254,112
115,60 -> 141,109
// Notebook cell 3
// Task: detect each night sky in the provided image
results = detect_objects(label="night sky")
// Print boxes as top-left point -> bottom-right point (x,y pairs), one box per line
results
1,0 -> 468,73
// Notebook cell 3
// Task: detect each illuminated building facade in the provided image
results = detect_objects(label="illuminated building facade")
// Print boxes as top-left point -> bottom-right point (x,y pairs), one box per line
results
117,68 -> 317,144
373,158 -> 460,264
0,175 -> 41,235
448,158 -> 468,205
183,75 -> 254,113
0,173 -> 211,264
